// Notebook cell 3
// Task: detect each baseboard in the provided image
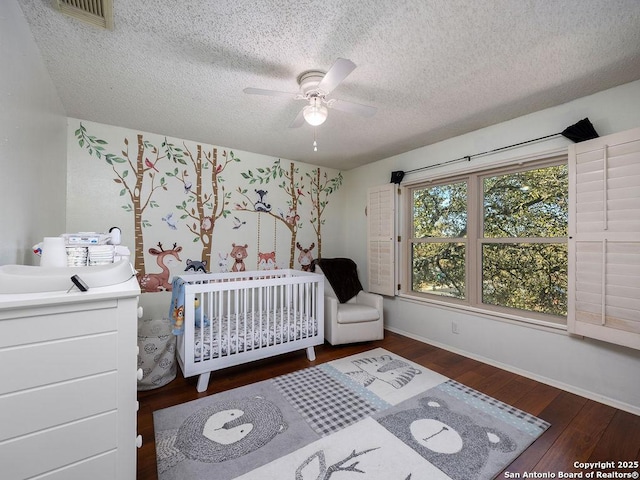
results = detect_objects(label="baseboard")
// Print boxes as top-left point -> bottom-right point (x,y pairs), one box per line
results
385,326 -> 640,417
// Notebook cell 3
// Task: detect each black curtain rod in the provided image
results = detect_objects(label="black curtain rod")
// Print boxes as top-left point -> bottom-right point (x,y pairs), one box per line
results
392,118 -> 599,183
403,132 -> 561,176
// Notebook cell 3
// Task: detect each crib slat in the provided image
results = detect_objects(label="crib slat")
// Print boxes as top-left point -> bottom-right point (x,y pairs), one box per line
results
286,283 -> 291,343
205,291 -> 211,363
304,283 -> 311,338
217,289 -> 223,359
278,284 -> 282,344
258,284 -> 263,349
251,286 -> 256,351
227,290 -> 232,357
242,287 -> 246,353
266,284 -> 272,347
196,294 -> 202,363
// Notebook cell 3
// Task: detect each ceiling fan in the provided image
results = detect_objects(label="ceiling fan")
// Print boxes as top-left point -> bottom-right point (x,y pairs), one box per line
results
243,58 -> 377,128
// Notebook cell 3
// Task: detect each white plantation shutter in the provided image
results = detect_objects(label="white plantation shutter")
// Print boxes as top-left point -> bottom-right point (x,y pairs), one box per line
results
568,127 -> 640,350
367,184 -> 395,296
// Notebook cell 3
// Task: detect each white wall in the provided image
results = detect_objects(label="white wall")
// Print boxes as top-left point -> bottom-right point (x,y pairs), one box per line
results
343,80 -> 640,414
0,1 -> 67,266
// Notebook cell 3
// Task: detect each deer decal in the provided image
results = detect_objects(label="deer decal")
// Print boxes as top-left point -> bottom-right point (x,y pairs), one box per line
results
296,242 -> 315,271
138,242 -> 183,292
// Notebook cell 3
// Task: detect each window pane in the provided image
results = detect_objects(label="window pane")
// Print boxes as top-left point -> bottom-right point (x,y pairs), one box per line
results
412,242 -> 465,299
484,165 -> 568,238
413,182 -> 467,238
482,243 -> 568,316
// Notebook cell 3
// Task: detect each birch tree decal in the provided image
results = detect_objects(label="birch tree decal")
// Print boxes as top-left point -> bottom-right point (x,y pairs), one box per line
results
166,145 -> 239,266
237,159 -> 303,268
75,123 -> 174,279
306,168 -> 343,258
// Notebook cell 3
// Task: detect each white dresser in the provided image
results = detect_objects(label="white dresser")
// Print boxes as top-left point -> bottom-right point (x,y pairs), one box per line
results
0,277 -> 140,480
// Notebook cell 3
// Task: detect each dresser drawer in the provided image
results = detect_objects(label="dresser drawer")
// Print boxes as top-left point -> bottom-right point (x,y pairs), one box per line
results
0,300 -> 117,348
35,451 -> 117,480
0,333 -> 117,395
0,411 -> 117,480
0,372 -> 117,441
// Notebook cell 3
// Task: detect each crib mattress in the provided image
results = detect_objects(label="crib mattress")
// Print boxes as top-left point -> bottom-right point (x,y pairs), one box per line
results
193,310 -> 318,361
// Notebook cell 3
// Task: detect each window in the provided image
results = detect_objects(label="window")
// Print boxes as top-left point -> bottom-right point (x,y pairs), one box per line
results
481,165 -> 568,317
410,180 -> 467,299
405,157 -> 568,324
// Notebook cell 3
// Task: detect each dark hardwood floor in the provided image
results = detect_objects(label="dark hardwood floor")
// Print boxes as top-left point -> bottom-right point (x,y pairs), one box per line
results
137,331 -> 640,479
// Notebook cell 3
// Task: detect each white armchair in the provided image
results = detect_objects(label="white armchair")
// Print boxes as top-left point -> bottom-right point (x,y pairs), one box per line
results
314,258 -> 384,346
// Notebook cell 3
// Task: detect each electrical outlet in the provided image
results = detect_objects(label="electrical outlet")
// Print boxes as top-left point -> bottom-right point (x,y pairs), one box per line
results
452,322 -> 459,334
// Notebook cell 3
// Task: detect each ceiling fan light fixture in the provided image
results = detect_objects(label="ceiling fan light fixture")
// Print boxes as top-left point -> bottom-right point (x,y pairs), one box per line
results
303,98 -> 328,126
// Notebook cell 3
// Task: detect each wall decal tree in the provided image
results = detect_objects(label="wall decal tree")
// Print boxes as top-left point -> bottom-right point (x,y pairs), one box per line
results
166,144 -> 239,267
306,169 -> 343,259
75,123 -> 176,280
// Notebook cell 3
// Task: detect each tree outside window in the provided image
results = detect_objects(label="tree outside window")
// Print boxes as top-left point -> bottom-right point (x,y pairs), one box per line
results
408,160 -> 568,321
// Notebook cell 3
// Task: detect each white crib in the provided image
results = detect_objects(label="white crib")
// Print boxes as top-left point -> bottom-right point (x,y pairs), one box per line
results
174,269 -> 324,392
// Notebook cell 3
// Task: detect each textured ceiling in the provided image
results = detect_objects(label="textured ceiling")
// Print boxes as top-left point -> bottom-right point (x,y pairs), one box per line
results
17,0 -> 640,170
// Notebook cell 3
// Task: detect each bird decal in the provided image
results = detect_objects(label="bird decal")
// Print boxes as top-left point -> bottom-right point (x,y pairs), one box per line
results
162,212 -> 178,230
145,157 -> 159,172
233,216 -> 246,230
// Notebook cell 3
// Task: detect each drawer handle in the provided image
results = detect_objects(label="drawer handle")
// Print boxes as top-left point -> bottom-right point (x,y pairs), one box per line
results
137,368 -> 144,381
136,401 -> 140,412
137,306 -> 144,319
136,435 -> 143,448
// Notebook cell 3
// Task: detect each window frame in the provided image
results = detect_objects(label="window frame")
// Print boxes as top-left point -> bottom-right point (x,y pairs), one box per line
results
401,152 -> 569,327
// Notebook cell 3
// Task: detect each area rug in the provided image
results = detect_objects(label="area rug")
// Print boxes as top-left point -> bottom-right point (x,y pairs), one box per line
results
154,348 -> 550,480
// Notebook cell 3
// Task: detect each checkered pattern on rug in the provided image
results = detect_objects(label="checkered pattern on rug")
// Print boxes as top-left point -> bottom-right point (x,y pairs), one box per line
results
318,363 -> 391,410
272,367 -> 379,436
439,379 -> 551,436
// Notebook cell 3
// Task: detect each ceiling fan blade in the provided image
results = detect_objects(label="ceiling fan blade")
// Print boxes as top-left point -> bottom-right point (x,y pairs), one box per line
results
317,58 -> 356,95
289,107 -> 305,128
243,87 -> 298,98
329,99 -> 377,117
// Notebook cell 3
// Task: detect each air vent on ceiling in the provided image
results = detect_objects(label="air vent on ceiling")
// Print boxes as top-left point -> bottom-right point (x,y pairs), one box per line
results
54,0 -> 114,30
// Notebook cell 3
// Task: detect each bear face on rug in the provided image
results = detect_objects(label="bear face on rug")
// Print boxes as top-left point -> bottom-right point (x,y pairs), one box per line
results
377,396 -> 516,480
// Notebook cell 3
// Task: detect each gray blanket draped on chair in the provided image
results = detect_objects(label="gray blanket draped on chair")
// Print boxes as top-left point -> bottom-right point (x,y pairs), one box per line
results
311,258 -> 362,303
